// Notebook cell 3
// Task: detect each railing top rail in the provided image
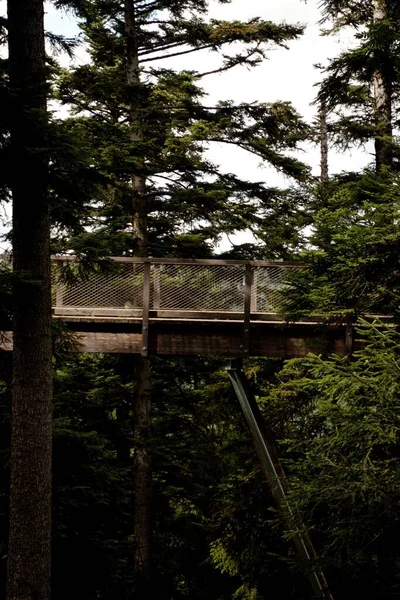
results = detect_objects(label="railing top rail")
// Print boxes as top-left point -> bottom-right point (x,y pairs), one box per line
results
49,255 -> 307,268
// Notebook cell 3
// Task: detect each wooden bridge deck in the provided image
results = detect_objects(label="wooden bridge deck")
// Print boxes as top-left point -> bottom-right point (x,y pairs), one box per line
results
51,316 -> 354,357
1,257 -> 356,357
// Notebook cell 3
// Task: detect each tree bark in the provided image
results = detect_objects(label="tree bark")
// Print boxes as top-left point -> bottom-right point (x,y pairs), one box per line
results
132,355 -> 152,590
319,102 -> 329,183
6,1 -> 53,600
372,0 -> 393,171
125,1 -> 152,591
125,0 -> 148,256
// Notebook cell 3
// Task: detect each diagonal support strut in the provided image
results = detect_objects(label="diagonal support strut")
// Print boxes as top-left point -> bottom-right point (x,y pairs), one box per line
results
225,358 -> 333,600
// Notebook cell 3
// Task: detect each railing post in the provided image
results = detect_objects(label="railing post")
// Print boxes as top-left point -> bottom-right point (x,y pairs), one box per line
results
55,262 -> 64,307
154,264 -> 160,311
251,267 -> 258,313
243,264 -> 253,356
142,261 -> 151,357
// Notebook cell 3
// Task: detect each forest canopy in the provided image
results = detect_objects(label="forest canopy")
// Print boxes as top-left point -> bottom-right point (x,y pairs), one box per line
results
1,1 -> 400,599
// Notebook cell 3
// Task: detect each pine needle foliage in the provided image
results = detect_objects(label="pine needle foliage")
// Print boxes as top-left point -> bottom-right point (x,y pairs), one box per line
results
271,321 -> 400,597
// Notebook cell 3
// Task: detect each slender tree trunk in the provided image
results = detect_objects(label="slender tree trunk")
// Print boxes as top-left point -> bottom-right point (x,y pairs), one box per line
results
372,0 -> 393,171
132,355 -> 152,591
125,0 -> 148,256
125,1 -> 152,592
319,102 -> 329,183
6,1 -> 53,600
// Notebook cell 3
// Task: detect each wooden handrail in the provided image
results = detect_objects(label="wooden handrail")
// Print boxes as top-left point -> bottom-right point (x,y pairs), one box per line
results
49,255 -> 308,268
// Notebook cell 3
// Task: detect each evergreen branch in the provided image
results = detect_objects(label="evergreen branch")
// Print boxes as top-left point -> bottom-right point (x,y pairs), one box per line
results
45,32 -> 80,58
136,1 -> 162,16
139,39 -> 194,56
140,42 -> 216,63
149,174 -> 189,188
197,44 -> 263,78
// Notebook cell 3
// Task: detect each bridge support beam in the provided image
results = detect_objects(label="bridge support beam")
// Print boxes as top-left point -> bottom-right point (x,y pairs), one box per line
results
225,359 -> 333,600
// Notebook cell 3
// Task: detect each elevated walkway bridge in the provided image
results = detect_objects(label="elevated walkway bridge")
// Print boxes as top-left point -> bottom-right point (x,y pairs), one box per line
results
51,256 -> 356,356
2,256 -> 357,357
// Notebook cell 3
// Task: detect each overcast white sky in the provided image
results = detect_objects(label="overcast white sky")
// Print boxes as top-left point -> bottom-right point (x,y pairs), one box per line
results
0,0 -> 371,250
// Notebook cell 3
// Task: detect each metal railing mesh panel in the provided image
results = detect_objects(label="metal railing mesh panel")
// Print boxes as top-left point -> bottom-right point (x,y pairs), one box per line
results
51,259 -> 299,316
151,264 -> 244,312
52,263 -> 145,308
254,266 -> 289,313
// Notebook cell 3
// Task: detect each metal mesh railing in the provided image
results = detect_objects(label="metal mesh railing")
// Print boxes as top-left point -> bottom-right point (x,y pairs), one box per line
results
254,266 -> 290,313
51,258 -> 303,318
151,263 -> 245,312
52,262 -> 145,309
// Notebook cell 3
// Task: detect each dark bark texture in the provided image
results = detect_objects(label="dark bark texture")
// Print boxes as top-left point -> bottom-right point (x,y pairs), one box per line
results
373,0 -> 393,171
6,1 -> 53,599
133,355 -> 152,590
319,102 -> 329,183
125,0 -> 148,257
125,1 -> 152,591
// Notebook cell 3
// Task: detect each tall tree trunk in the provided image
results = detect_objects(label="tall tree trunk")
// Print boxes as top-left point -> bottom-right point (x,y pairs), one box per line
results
319,102 -> 329,183
125,0 -> 148,256
6,1 -> 53,600
372,0 -> 393,171
125,1 -> 152,592
131,355 -> 152,592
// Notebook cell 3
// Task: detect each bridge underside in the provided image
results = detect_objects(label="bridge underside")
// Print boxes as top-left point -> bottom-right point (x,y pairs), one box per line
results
1,317 -> 355,357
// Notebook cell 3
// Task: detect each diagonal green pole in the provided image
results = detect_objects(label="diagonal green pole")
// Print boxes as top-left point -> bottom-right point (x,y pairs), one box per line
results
226,359 -> 333,600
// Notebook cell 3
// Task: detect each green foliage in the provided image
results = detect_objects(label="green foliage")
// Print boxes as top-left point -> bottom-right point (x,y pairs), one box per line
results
283,170 -> 400,320
270,322 -> 400,597
9,2 -> 400,600
50,0 -> 309,258
0,350 -> 309,599
52,355 -> 134,599
316,0 -> 400,173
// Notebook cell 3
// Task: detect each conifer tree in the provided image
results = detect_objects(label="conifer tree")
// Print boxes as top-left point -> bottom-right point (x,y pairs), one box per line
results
6,1 -> 53,599
49,1 -> 312,593
282,0 -> 400,321
270,322 -> 400,598
55,0 -> 310,259
318,0 -> 400,172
